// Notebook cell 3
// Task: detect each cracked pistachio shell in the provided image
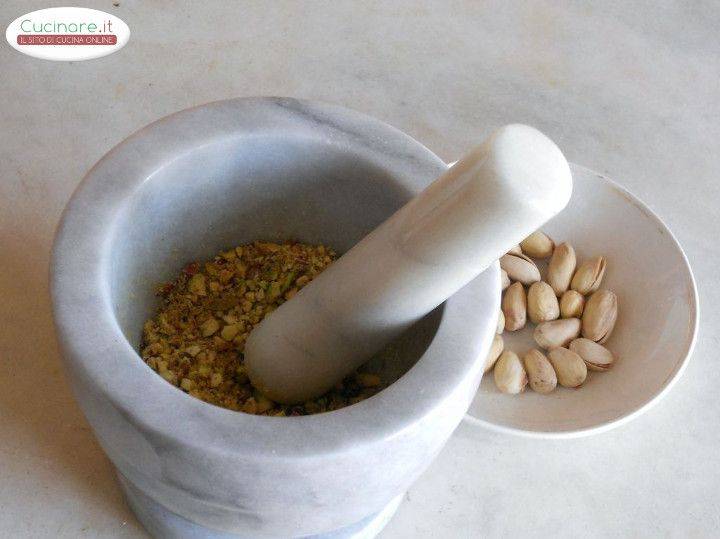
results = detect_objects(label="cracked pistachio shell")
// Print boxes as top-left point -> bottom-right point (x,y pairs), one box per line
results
493,350 -> 528,394
582,290 -> 618,344
533,318 -> 581,349
548,347 -> 587,388
571,256 -> 607,295
501,269 -> 511,291
523,349 -> 557,394
502,282 -> 527,331
547,242 -> 576,296
570,338 -> 615,371
560,290 -> 585,318
527,281 -> 560,324
500,253 -> 541,285
520,231 -> 555,259
484,334 -> 505,373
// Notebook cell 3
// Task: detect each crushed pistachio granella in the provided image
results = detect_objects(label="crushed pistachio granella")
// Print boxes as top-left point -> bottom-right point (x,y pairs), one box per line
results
141,240 -> 386,416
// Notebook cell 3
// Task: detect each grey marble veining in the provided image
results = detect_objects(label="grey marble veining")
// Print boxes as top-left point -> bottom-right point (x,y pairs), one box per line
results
50,98 -> 500,538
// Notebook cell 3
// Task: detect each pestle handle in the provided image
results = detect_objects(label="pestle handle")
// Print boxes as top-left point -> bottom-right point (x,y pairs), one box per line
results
245,124 -> 573,404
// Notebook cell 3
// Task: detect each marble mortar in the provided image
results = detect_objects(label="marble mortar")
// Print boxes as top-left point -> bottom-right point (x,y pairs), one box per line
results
50,97 -> 500,538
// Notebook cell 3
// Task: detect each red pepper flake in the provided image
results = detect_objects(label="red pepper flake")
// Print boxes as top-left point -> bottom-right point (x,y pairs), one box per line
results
182,262 -> 199,275
157,282 -> 175,296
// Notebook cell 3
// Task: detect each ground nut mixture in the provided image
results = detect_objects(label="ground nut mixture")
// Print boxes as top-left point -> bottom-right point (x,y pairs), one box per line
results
141,241 -> 385,415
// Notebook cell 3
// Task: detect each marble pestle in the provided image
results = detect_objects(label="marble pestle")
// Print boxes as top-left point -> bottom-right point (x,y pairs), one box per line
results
245,124 -> 573,404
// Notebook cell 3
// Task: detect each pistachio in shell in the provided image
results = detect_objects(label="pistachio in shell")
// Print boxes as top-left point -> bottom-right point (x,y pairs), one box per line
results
484,334 -> 505,373
569,338 -> 615,371
548,347 -> 587,388
533,318 -> 581,349
527,281 -> 560,324
501,269 -> 511,291
500,253 -> 541,286
571,256 -> 607,295
508,244 -> 523,256
547,242 -> 576,296
523,349 -> 557,394
502,282 -> 527,331
560,290 -> 585,318
520,231 -> 555,259
493,350 -> 528,394
497,310 -> 505,334
582,289 -> 618,343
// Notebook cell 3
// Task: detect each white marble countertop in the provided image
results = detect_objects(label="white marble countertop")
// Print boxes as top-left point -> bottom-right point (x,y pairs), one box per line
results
1,1 -> 717,537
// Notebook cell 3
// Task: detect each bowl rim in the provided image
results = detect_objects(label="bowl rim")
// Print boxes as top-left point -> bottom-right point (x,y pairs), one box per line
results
463,163 -> 699,439
50,96 -> 500,457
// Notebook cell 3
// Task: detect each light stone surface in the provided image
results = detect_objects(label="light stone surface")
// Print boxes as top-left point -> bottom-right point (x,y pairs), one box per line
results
0,1 -> 718,538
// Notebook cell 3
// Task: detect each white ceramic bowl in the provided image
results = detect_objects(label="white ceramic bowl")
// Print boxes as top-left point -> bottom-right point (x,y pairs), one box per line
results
465,164 -> 698,438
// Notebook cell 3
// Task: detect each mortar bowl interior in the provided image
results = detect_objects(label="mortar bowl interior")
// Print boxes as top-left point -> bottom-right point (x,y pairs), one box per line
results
110,135 -> 442,394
